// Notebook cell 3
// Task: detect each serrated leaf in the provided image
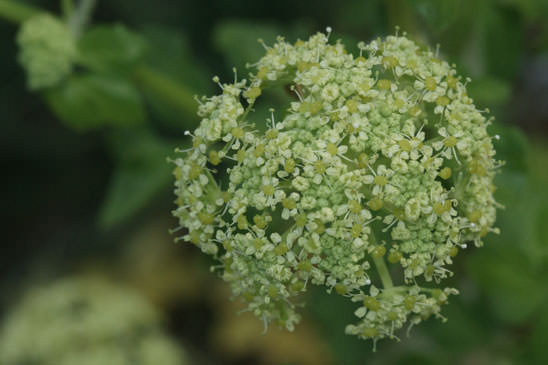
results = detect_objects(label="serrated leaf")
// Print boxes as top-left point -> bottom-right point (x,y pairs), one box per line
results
45,73 -> 146,130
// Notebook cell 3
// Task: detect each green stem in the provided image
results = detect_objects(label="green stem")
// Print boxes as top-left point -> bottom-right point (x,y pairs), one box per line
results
62,0 -> 73,21
369,231 -> 394,289
0,0 -> 41,23
69,0 -> 96,38
133,66 -> 198,122
373,255 -> 394,289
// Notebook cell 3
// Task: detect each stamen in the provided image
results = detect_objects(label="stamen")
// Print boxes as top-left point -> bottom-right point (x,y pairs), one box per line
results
326,26 -> 333,40
212,76 -> 223,90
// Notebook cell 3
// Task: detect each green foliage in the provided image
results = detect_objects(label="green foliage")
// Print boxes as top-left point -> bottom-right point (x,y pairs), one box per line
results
17,13 -> 76,89
467,77 -> 511,107
467,244 -> 546,323
213,20 -> 311,72
141,25 -> 210,93
413,0 -> 461,33
99,128 -> 178,228
77,24 -> 148,74
527,310 -> 548,363
136,26 -> 210,128
213,21 -> 282,72
489,121 -> 529,171
45,73 -> 146,130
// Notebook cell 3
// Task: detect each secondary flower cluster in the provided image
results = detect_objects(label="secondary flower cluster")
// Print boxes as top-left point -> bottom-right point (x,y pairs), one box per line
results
17,14 -> 76,90
172,29 -> 499,344
0,276 -> 186,364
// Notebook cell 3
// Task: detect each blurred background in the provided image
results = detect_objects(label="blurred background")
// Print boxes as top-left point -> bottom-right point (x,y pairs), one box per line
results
1,0 -> 548,364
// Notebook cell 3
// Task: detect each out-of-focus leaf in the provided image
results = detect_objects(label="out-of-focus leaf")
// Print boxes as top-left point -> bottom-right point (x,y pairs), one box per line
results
527,142 -> 548,264
77,24 -> 148,73
98,128 -> 178,228
525,309 -> 548,363
136,26 -> 209,128
425,300 -> 488,354
335,0 -> 384,36
468,77 -> 511,107
45,73 -> 146,130
467,154 -> 548,324
484,6 -> 523,81
502,0 -> 548,21
412,0 -> 461,34
490,169 -> 547,265
527,141 -> 548,187
141,25 -> 210,94
133,67 -> 198,131
306,287 -> 370,364
212,21 -> 311,73
466,244 -> 546,324
213,21 -> 282,72
489,122 -> 529,172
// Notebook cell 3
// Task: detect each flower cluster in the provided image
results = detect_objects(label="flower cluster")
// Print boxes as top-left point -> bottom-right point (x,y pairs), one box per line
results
0,276 -> 187,365
17,14 -> 76,90
171,29 -> 500,345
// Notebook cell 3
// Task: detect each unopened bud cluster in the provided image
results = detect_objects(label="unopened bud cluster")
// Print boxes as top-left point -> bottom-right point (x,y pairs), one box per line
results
172,29 -> 500,344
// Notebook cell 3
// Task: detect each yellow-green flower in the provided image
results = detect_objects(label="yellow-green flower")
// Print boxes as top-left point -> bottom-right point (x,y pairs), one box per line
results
171,29 -> 500,344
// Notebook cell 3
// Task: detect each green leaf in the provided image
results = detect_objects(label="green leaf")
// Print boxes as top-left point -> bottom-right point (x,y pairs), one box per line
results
132,26 -> 210,129
424,300 -> 488,353
489,170 -> 547,266
489,122 -> 529,172
213,21 -> 282,72
77,24 -> 147,73
141,25 -> 210,93
133,67 -> 198,131
98,128 -> 179,228
466,244 -> 546,324
484,7 -> 523,81
212,20 -> 314,76
306,287 -> 372,363
411,0 -> 461,34
467,77 -> 511,107
335,0 -> 384,35
45,73 -> 146,130
525,309 -> 548,363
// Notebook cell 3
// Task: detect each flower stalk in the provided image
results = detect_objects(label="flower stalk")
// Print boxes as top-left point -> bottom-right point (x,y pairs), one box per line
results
373,256 -> 393,290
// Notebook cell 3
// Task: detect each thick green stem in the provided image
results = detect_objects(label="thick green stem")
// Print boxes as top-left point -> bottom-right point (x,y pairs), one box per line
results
62,0 -> 73,21
0,0 -> 41,23
373,255 -> 393,289
69,0 -> 96,38
369,231 -> 394,289
133,66 -> 198,122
